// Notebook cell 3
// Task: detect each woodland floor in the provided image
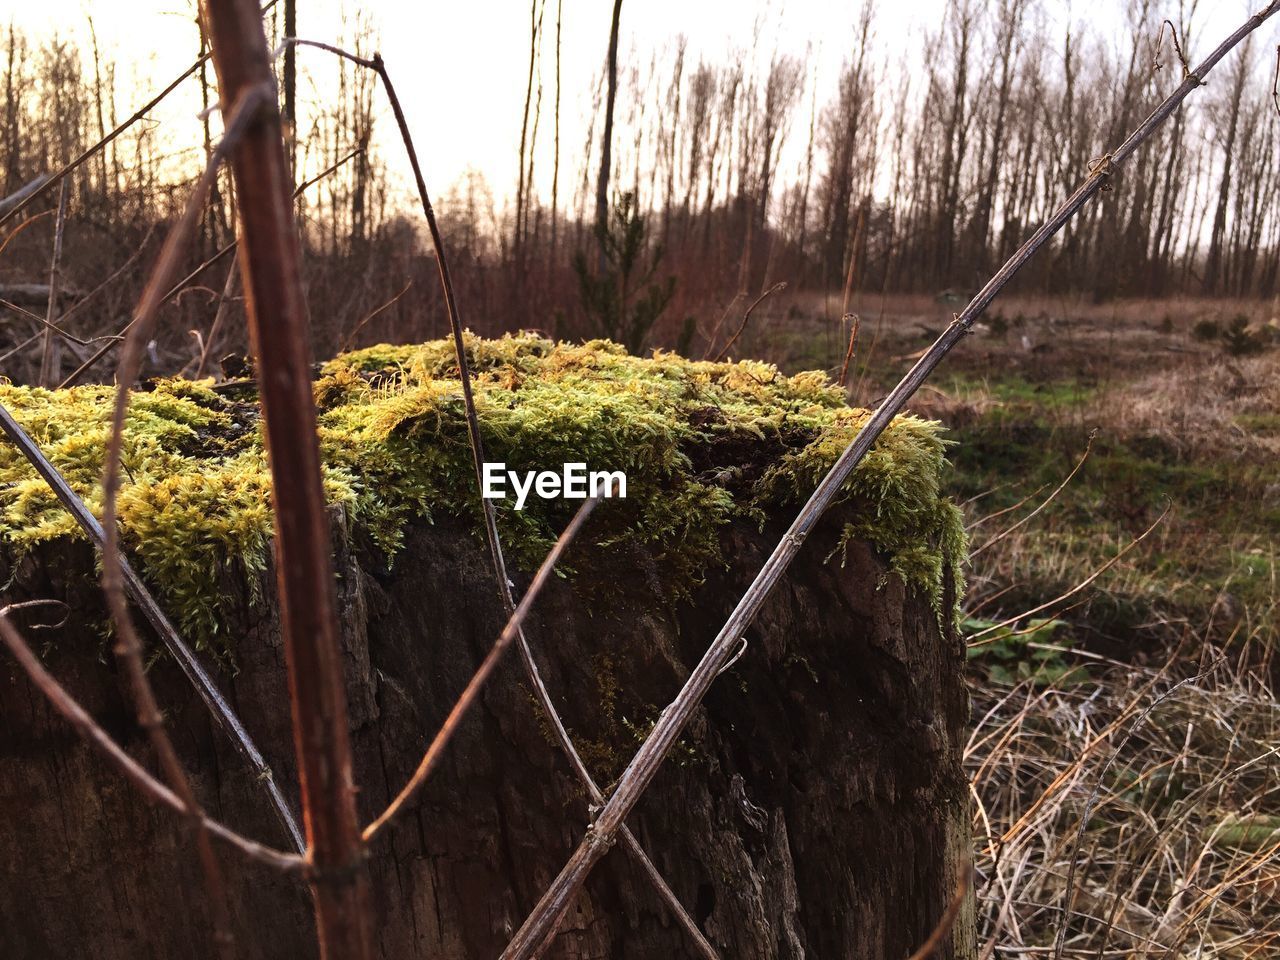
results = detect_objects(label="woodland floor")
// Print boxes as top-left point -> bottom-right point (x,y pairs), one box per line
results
745,292 -> 1280,956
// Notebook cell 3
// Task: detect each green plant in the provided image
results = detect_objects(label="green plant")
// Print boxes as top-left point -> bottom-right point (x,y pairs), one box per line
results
573,191 -> 676,354
1221,315 -> 1264,356
1191,318 -> 1221,342
964,616 -> 1088,686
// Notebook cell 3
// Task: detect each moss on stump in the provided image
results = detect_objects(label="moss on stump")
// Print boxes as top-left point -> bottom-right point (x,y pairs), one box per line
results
0,335 -> 964,652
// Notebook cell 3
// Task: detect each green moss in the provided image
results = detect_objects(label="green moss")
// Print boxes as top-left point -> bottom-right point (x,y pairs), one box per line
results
1,334 -> 965,650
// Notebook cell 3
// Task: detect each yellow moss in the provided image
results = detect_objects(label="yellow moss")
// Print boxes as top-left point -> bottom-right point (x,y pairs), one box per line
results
1,334 -> 965,651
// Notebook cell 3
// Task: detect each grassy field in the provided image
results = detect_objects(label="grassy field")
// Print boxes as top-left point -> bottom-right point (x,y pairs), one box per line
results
752,292 -> 1280,955
750,292 -> 1280,657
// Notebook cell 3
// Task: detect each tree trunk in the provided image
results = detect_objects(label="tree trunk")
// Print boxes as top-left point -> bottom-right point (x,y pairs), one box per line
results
594,0 -> 623,270
1,509 -> 974,958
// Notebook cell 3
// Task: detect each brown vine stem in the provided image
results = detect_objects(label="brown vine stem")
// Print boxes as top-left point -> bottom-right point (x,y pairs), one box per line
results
837,313 -> 861,388
500,5 -> 1280,955
287,36 -> 720,957
201,1 -> 373,954
1273,43 -> 1280,116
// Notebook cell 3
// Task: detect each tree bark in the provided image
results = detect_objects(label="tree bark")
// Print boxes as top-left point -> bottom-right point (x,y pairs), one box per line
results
1,508 -> 974,959
594,0 -> 623,270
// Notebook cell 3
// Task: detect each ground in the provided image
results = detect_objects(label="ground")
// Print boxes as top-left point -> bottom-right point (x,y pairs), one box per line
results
741,291 -> 1279,656
735,290 -> 1280,957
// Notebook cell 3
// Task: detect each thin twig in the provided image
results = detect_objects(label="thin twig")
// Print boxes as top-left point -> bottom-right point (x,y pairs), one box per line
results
364,490 -> 605,840
194,259 -> 241,379
294,145 -> 364,195
967,503 -> 1169,646
837,313 -> 861,388
0,598 -> 68,625
338,280 -> 412,353
906,867 -> 973,960
0,298 -> 120,346
38,180 -> 70,387
0,609 -> 303,873
700,291 -> 745,360
0,208 -> 53,261
965,483 -> 1048,532
970,428 -> 1096,558
1273,44 -> 1280,117
99,81 -> 278,960
1153,19 -> 1193,78
712,281 -> 786,362
499,6 -> 1279,954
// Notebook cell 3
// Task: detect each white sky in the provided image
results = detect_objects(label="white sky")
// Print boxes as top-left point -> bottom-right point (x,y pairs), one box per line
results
7,1 -> 1265,213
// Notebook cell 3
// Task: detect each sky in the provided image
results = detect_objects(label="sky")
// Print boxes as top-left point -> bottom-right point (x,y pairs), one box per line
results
6,0 -> 1265,213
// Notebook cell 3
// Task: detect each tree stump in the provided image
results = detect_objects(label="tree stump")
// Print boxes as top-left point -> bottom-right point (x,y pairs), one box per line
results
0,337 -> 974,958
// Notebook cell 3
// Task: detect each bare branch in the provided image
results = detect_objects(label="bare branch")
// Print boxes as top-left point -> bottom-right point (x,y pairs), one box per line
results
37,181 -> 69,386
201,3 -> 373,952
364,488 -> 606,841
1153,19 -> 1193,78
1273,44 -> 1280,116
338,280 -> 412,353
0,297 -> 120,347
837,313 -> 860,388
193,260 -> 240,379
711,281 -> 786,362
970,428 -> 1096,558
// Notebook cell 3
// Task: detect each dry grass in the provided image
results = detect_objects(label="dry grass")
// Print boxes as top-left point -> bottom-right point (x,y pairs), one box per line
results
968,643 -> 1280,958
1098,354 -> 1280,461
